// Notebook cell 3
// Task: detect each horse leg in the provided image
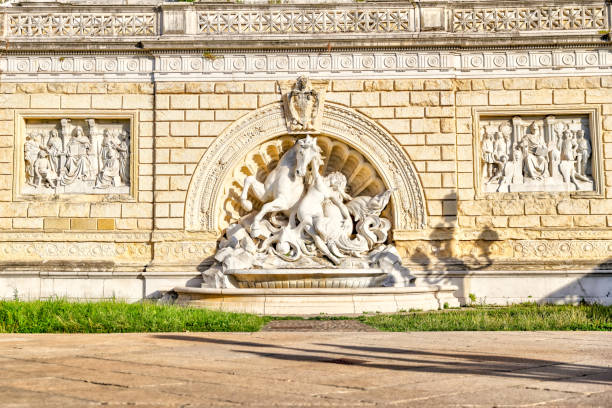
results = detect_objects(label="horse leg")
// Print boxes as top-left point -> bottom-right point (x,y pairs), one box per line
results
251,198 -> 287,238
240,176 -> 265,212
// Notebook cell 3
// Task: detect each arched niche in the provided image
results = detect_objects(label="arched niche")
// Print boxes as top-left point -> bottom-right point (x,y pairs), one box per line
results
184,102 -> 426,234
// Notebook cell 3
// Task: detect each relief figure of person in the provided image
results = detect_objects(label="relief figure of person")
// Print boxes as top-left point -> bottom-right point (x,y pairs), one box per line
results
521,122 -> 548,181
575,130 -> 591,177
61,126 -> 91,186
547,130 -> 561,179
559,130 -> 590,187
34,150 -> 57,188
24,134 -> 41,186
481,133 -> 495,180
117,130 -> 130,185
95,129 -> 121,188
46,128 -> 63,176
492,132 -> 507,178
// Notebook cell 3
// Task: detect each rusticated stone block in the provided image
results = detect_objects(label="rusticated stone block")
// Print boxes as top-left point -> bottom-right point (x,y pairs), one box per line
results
424,79 -> 453,90
59,203 -> 90,218
244,81 -> 277,93
229,94 -> 257,109
554,89 -> 584,104
332,80 -> 363,92
0,202 -> 28,217
70,218 -> 97,230
590,200 -> 612,215
170,95 -> 198,109
157,82 -> 186,94
90,203 -> 121,218
489,91 -> 520,105
363,80 -> 393,91
540,215 -> 572,227
557,199 -> 589,214
215,82 -> 244,93
13,218 -> 43,229
521,90 -> 552,105
44,218 -> 70,230
76,83 -> 107,94
492,200 -> 524,215
525,199 -> 557,215
503,78 -> 535,90
536,77 -> 568,89
508,215 -> 540,227
97,218 -> 115,230
574,215 -> 607,227
568,77 -> 600,89
458,200 -> 492,216
411,91 -> 439,106
28,202 -> 59,217
186,82 -> 215,93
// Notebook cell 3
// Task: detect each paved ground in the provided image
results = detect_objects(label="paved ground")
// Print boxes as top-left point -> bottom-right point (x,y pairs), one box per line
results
0,332 -> 610,407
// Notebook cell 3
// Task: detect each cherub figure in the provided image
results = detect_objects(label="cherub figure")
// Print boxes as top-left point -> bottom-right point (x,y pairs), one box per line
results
34,150 -> 57,188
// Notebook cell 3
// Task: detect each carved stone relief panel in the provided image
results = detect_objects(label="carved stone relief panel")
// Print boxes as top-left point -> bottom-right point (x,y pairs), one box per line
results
477,112 -> 600,194
21,117 -> 131,195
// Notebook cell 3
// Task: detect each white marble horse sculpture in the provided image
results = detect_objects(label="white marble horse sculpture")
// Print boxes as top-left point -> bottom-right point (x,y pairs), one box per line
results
240,135 -> 322,237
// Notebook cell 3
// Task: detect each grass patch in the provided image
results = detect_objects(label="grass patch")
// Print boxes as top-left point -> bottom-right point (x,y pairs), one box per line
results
358,303 -> 612,331
1,300 -> 610,333
0,299 -> 266,333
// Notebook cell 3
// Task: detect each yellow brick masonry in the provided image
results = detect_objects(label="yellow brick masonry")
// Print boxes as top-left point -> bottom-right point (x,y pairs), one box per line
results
0,77 -> 610,237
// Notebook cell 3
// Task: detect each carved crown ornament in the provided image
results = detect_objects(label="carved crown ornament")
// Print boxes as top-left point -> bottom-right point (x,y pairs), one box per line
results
279,76 -> 328,135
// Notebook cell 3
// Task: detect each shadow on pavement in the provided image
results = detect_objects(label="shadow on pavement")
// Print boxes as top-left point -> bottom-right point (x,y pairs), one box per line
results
152,334 -> 611,384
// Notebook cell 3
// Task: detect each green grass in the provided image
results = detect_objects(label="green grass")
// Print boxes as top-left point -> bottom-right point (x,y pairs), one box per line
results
0,300 -> 610,333
0,299 -> 266,333
358,303 -> 612,331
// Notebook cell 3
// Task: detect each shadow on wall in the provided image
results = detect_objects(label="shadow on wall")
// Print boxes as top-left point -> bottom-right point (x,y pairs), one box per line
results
408,192 -> 498,303
415,193 -> 612,305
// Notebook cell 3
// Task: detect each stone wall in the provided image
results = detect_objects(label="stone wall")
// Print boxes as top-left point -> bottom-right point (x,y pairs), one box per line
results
0,0 -> 610,305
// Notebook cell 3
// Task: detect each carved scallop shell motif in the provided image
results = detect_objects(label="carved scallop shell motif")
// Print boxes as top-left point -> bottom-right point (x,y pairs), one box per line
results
221,135 -> 389,230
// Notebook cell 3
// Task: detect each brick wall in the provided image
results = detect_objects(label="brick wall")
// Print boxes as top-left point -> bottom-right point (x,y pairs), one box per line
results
0,76 -> 610,269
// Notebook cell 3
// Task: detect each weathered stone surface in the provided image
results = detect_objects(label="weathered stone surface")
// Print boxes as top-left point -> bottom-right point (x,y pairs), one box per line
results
0,332 -> 609,407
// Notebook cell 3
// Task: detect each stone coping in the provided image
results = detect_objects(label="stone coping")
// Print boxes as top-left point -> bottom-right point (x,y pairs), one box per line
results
173,285 -> 458,296
225,268 -> 385,276
0,0 -> 608,51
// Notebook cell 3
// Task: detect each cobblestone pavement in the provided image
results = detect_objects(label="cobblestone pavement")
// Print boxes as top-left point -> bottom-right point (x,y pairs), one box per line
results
0,332 -> 610,407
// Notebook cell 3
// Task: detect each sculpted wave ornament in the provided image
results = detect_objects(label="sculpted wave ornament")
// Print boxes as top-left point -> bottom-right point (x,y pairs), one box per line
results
202,135 -> 415,289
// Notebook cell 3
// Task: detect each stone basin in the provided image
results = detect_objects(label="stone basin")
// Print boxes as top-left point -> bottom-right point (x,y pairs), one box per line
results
224,268 -> 387,289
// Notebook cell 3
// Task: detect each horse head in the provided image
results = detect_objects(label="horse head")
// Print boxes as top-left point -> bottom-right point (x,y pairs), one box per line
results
295,135 -> 321,178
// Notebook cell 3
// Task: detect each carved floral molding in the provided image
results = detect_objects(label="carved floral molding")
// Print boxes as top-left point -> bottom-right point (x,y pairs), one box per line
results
7,13 -> 157,37
2,3 -> 607,38
452,5 -> 607,33
197,8 -> 415,36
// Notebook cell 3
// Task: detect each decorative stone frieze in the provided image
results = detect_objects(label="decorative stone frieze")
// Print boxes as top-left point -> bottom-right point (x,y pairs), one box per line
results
7,12 -> 157,37
197,7 -> 416,36
452,5 -> 607,33
16,113 -> 136,198
1,49 -> 608,83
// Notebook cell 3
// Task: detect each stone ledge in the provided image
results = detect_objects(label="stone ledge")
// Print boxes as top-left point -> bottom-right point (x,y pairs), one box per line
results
173,285 -> 461,314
